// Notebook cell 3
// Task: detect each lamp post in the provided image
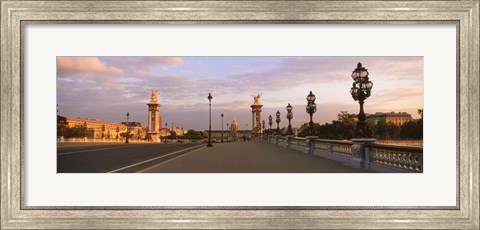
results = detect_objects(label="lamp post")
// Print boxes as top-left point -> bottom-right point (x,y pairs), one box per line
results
125,112 -> 130,143
268,115 -> 273,135
207,93 -> 213,147
286,103 -> 293,135
83,121 -> 87,142
226,122 -> 229,142
306,91 -> 317,136
275,110 -> 281,134
350,62 -> 373,138
262,120 -> 265,137
221,113 -> 224,143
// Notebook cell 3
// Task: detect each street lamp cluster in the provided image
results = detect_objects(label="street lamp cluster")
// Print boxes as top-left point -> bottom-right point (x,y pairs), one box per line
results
263,62 -> 373,138
125,112 -> 130,143
286,103 -> 293,135
204,62 -> 373,145
305,91 -> 317,136
207,93 -> 213,147
274,110 -> 281,134
350,62 -> 373,138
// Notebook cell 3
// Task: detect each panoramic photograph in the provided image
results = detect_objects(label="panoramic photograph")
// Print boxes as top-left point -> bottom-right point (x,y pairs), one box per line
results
57,56 -> 423,173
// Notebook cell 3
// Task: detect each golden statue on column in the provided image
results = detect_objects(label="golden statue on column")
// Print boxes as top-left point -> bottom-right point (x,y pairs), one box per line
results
147,90 -> 161,142
250,93 -> 263,137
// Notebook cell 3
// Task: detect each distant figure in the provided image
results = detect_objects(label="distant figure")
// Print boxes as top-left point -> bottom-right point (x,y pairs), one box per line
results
150,90 -> 158,102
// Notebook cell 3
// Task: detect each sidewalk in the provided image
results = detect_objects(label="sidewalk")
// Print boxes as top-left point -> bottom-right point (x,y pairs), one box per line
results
143,141 -> 371,173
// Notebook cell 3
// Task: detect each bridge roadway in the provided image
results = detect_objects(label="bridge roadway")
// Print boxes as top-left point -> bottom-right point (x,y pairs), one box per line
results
143,141 -> 370,173
57,141 -> 371,173
57,142 -> 204,173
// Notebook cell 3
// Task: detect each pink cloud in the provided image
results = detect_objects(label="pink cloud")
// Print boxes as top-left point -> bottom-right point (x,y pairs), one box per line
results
99,57 -> 184,74
57,57 -> 124,75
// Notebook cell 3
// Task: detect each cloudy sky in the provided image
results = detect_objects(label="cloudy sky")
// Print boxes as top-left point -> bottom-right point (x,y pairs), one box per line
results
57,56 -> 423,131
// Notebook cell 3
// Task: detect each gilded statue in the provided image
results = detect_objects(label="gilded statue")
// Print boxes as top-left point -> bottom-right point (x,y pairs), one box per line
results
252,93 -> 262,104
150,90 -> 158,102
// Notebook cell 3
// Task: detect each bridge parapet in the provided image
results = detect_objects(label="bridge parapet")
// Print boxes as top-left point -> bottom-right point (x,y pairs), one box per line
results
366,143 -> 423,172
265,136 -> 423,173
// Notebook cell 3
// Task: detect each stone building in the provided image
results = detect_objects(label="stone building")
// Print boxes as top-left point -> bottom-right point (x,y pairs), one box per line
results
65,117 -> 146,139
366,112 -> 413,126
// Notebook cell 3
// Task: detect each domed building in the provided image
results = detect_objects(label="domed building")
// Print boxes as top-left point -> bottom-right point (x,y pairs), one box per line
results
230,116 -> 239,131
229,116 -> 239,141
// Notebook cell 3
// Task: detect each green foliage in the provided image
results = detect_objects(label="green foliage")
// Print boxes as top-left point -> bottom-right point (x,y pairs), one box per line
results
119,132 -> 134,138
57,115 -> 68,136
182,129 -> 205,140
62,125 -> 88,138
386,122 -> 400,139
297,110 -> 423,140
168,131 -> 177,139
375,119 -> 387,139
399,120 -> 423,139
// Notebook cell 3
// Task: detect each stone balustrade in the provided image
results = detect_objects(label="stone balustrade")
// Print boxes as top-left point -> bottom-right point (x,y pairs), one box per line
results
265,135 -> 423,173
367,143 -> 423,172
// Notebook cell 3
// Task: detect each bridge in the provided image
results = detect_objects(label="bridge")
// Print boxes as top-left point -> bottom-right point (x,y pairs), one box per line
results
57,136 -> 422,173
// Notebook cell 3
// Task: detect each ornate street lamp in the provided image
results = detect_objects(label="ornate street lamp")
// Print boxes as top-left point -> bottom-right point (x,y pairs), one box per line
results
221,113 -> 224,143
262,120 -> 266,137
268,115 -> 273,135
350,62 -> 373,138
226,122 -> 229,142
275,110 -> 281,134
83,121 -> 87,140
286,103 -> 293,135
207,93 -> 213,147
125,112 -> 130,143
306,91 -> 317,136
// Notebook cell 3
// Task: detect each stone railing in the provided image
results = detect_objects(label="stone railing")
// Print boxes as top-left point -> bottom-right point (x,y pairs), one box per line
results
316,140 -> 353,158
265,135 -> 423,173
366,143 -> 423,172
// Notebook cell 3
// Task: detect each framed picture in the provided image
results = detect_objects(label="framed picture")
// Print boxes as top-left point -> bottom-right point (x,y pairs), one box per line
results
1,0 -> 478,229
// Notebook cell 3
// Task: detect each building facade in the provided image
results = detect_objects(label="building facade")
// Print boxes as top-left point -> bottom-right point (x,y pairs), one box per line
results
65,117 -> 146,139
366,112 -> 413,126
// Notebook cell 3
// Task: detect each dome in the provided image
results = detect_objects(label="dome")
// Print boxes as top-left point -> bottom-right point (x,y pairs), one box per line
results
231,117 -> 239,131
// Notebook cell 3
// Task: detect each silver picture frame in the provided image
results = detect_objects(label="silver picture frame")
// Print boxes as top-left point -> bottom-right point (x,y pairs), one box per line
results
1,0 -> 478,229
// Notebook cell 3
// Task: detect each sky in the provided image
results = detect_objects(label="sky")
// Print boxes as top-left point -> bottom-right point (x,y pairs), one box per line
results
57,56 -> 423,131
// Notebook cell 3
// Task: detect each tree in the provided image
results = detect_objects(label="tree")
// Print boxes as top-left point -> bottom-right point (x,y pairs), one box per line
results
400,121 -> 419,139
168,131 -> 177,139
375,119 -> 387,139
57,115 -> 68,136
386,122 -> 400,139
63,125 -> 87,138
119,132 -> 134,138
183,129 -> 205,140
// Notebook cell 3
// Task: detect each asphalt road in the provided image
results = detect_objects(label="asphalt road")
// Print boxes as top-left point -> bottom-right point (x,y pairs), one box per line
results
57,143 -> 204,173
144,142 -> 370,173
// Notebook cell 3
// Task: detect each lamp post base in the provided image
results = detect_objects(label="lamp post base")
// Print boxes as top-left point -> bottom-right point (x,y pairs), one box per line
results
305,136 -> 319,154
350,138 -> 376,168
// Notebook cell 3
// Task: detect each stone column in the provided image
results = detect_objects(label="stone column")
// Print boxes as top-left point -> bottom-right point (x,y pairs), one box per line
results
147,102 -> 161,143
286,135 -> 294,148
306,136 -> 319,154
350,138 -> 376,168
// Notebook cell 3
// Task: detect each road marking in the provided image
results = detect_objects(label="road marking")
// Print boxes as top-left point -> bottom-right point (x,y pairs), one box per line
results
57,146 -> 130,156
136,146 -> 206,173
107,145 -> 204,173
